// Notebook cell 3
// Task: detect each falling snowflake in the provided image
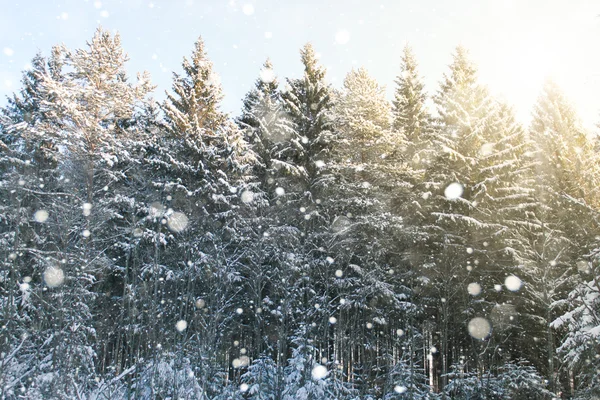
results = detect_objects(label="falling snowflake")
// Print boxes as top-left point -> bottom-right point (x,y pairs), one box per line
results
82,203 -> 92,216
167,212 -> 189,233
175,320 -> 188,332
259,68 -> 275,83
335,29 -> 350,44
240,190 -> 255,203
444,182 -> 464,200
311,364 -> 328,380
394,385 -> 407,394
242,3 -> 254,15
43,266 -> 65,288
504,275 -> 522,291
34,210 -> 49,223
468,317 -> 491,339
467,282 -> 482,296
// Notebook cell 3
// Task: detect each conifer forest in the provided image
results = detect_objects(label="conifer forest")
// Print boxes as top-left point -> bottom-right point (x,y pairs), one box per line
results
1,25 -> 600,399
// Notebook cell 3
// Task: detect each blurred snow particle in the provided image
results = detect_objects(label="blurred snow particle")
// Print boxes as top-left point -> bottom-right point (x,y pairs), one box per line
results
394,385 -> 407,394
43,266 -> 65,288
94,1 -> 102,8
466,247 -> 473,254
326,256 -> 334,264
479,143 -> 494,157
366,322 -> 373,329
331,215 -> 351,233
23,276 -> 32,283
168,212 -> 189,233
468,317 -> 491,339
195,298 -> 205,308
504,275 -> 522,291
490,303 -> 517,330
133,228 -> 143,237
236,308 -> 243,314
82,202 -> 92,216
100,10 -> 109,17
240,383 -> 249,392
444,182 -> 464,200
207,72 -> 221,87
329,316 -> 337,324
467,282 -> 482,296
175,320 -> 188,332
311,364 -> 328,380
259,68 -> 275,83
3,47 -> 14,57
19,282 -> 30,292
149,202 -> 165,217
242,3 -> 254,15
33,210 -> 49,223
232,356 -> 250,368
494,284 -> 502,292
82,229 -> 91,238
275,187 -> 285,196
264,31 -> 272,39
315,160 -> 325,168
240,190 -> 255,203
577,260 -> 590,273
335,29 -> 350,45
396,329 -> 404,336
335,269 -> 343,278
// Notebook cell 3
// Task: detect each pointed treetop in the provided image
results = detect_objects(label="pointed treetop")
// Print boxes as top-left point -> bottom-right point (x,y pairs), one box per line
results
163,36 -> 226,136
393,43 -> 428,138
446,45 -> 478,88
532,79 -> 582,138
300,43 -> 326,83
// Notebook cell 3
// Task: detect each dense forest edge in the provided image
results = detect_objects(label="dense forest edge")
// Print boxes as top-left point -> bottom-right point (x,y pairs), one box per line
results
0,27 -> 599,399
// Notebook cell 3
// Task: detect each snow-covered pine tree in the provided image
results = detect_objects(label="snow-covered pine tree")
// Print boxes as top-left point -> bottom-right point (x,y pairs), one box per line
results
143,35 -> 259,397
416,46 -> 530,390
330,66 -> 421,395
392,44 -> 431,161
520,80 -> 600,394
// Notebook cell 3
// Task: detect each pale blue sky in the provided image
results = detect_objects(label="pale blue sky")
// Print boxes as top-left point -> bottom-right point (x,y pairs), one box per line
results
1,0 -> 599,129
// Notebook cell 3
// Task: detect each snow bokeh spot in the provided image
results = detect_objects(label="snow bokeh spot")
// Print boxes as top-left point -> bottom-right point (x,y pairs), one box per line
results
34,210 -> 49,223
467,282 -> 482,296
335,29 -> 350,45
82,202 -> 92,217
3,47 -> 14,57
43,266 -> 65,288
232,356 -> 250,368
444,182 -> 464,200
394,385 -> 407,394
504,275 -> 522,292
241,190 -> 255,204
468,317 -> 491,339
275,187 -> 285,196
259,68 -> 275,83
242,3 -> 254,15
175,320 -> 188,332
167,212 -> 189,232
311,364 -> 328,380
